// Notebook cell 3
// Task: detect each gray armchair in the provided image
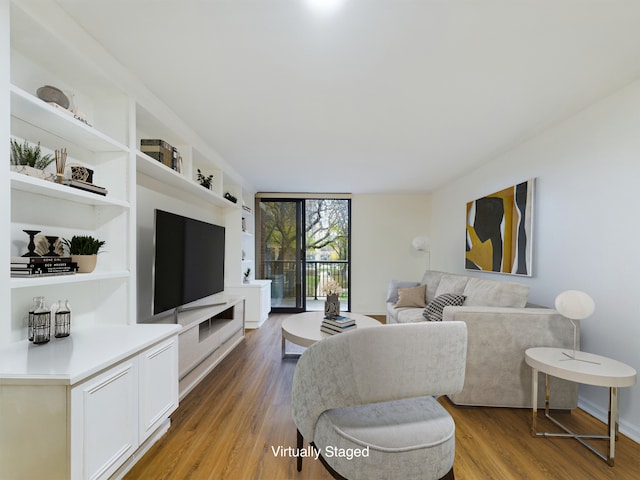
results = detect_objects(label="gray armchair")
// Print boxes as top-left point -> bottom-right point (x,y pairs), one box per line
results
291,321 -> 468,480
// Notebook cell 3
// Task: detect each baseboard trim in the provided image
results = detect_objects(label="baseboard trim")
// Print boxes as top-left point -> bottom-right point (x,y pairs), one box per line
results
578,397 -> 640,444
110,418 -> 171,479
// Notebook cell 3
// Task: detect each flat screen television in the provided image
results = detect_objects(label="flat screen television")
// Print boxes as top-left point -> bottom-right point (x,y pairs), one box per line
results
152,209 -> 225,315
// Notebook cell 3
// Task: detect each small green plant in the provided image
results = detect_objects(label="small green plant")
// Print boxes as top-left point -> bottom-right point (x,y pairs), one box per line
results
10,139 -> 55,169
62,235 -> 106,255
197,169 -> 214,189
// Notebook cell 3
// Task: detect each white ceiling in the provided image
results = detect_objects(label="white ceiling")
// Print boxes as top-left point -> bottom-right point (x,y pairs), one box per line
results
56,0 -> 640,194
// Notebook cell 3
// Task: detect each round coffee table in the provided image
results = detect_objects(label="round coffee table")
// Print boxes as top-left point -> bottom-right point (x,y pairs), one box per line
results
282,311 -> 381,358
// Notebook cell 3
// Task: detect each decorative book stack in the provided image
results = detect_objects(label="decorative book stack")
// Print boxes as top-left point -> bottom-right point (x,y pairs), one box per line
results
11,256 -> 78,278
62,179 -> 108,196
141,139 -> 180,171
321,315 -> 356,335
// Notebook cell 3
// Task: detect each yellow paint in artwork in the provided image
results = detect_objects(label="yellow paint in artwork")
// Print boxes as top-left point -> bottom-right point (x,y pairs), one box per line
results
489,187 -> 514,273
466,186 -> 519,273
465,224 -> 494,270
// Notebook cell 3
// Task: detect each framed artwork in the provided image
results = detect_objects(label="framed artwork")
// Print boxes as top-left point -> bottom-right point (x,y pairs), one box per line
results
465,179 -> 534,276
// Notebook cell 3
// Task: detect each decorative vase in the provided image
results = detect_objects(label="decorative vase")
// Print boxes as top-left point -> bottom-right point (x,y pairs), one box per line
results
72,254 -> 97,273
324,294 -> 340,319
54,299 -> 71,338
32,297 -> 50,344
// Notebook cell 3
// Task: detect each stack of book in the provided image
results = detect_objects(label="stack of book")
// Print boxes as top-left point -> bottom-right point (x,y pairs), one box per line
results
11,256 -> 78,278
321,315 -> 356,335
62,179 -> 108,196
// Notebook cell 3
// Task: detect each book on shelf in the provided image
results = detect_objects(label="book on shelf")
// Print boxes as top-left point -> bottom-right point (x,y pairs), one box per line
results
61,179 -> 108,196
11,270 -> 77,278
12,256 -> 73,264
141,139 -> 179,171
10,261 -> 78,276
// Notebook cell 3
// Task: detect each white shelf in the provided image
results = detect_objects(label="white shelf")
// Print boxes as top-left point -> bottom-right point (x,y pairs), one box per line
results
136,150 -> 238,209
10,85 -> 129,153
11,270 -> 129,289
10,171 -> 130,208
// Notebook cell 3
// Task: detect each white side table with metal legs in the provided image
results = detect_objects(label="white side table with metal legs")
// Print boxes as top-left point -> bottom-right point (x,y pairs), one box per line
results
525,347 -> 636,466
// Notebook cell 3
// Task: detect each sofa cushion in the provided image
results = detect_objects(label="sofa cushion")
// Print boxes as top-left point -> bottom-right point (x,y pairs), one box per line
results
420,271 -> 445,302
314,396 -> 455,480
396,308 -> 428,324
423,294 -> 466,322
434,274 -> 469,298
395,285 -> 427,308
463,277 -> 529,308
386,280 -> 420,304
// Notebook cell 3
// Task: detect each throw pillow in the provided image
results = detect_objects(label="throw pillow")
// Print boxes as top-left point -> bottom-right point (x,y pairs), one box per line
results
423,293 -> 466,321
394,284 -> 427,308
386,280 -> 421,304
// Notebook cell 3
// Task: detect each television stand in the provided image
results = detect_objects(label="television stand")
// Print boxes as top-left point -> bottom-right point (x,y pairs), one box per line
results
173,296 -> 245,399
173,302 -> 228,323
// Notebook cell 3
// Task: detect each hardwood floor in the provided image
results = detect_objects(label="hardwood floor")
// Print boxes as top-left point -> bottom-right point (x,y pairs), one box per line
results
125,314 -> 640,479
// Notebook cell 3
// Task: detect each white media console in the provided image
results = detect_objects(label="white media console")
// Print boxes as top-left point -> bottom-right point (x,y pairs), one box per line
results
147,295 -> 246,400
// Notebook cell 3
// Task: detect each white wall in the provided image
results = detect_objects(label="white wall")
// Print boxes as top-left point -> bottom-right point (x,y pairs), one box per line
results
0,0 -> 10,345
430,80 -> 640,441
351,194 -> 431,315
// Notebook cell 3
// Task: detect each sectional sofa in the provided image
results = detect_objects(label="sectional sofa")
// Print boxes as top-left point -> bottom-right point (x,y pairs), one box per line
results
386,270 -> 578,409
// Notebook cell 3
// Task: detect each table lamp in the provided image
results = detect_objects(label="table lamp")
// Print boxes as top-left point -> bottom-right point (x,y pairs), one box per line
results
554,290 -> 596,363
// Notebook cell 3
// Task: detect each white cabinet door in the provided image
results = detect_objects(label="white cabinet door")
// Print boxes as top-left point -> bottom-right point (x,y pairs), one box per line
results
71,359 -> 139,480
139,336 -> 179,442
260,282 -> 272,322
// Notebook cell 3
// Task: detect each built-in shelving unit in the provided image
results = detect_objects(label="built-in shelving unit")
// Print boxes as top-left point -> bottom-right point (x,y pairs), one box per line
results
2,0 -> 260,477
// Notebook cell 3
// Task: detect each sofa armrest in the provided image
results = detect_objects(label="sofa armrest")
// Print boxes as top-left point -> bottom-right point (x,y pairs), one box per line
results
442,305 -> 579,408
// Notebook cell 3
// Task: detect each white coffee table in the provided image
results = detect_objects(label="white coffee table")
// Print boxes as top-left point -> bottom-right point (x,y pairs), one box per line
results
525,347 -> 637,466
282,311 -> 382,358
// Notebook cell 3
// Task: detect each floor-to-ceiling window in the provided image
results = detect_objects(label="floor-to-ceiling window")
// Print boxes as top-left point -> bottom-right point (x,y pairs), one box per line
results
256,195 -> 351,313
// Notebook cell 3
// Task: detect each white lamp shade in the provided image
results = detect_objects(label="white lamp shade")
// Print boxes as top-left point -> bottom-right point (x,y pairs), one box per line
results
554,290 -> 595,320
412,236 -> 428,251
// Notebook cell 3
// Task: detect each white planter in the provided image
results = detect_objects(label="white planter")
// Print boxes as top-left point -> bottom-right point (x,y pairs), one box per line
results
10,165 -> 56,181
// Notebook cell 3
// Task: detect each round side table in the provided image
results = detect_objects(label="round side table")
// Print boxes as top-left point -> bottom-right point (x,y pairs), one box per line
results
525,347 -> 636,466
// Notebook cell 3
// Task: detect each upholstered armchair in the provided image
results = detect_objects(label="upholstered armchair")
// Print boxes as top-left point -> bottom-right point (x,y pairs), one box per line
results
291,321 -> 468,480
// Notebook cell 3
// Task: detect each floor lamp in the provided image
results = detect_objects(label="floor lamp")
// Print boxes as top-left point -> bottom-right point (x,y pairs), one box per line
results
412,236 -> 430,270
554,290 -> 597,364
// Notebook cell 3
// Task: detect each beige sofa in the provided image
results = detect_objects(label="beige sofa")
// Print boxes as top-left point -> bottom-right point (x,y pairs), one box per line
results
386,270 -> 578,409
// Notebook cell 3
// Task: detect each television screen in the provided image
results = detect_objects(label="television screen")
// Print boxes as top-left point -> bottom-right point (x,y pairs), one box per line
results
152,209 -> 225,314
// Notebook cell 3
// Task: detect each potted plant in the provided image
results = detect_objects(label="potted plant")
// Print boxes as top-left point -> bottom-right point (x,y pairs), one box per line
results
10,139 -> 55,179
62,235 -> 105,273
243,268 -> 251,284
197,169 -> 214,190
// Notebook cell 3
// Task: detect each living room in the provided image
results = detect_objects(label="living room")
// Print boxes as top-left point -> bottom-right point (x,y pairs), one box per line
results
1,1 -> 639,479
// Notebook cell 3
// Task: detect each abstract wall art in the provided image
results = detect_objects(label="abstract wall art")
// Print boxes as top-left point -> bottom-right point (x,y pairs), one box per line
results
465,179 -> 534,276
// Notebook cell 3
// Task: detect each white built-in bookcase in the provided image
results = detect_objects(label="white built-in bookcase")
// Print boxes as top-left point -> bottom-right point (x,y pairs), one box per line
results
1,0 -> 256,346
